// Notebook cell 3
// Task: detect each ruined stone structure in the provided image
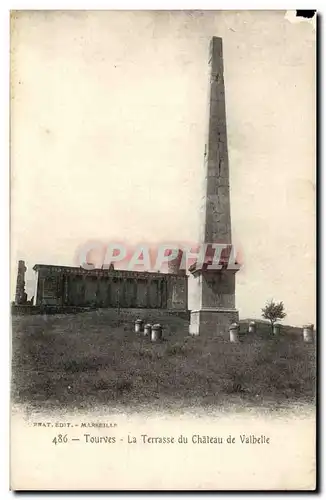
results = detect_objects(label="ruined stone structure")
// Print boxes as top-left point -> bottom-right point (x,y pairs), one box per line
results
15,260 -> 27,305
32,264 -> 188,312
189,37 -> 239,336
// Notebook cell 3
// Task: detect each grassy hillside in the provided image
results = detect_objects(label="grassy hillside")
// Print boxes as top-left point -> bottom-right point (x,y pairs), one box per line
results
11,310 -> 316,412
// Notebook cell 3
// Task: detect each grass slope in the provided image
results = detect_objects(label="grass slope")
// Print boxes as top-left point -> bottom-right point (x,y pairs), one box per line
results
11,310 -> 316,412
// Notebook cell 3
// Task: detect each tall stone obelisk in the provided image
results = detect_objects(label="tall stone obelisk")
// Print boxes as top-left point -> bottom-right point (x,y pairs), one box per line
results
189,37 -> 239,336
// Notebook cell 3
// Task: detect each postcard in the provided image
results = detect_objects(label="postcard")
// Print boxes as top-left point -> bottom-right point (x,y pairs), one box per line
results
10,10 -> 316,491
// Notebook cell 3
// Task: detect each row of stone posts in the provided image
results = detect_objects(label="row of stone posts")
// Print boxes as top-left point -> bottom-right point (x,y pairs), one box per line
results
135,319 -> 163,342
135,319 -> 315,344
229,322 -> 315,343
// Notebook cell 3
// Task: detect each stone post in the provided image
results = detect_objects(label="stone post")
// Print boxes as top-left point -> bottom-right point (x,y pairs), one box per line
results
248,321 -> 256,334
303,324 -> 314,343
135,319 -> 144,334
151,324 -> 163,342
144,323 -> 152,336
229,322 -> 240,343
273,323 -> 281,336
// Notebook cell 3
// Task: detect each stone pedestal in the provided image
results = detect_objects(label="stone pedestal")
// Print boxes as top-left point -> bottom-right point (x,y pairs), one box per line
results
151,324 -> 163,342
190,308 -> 239,336
144,324 -> 152,336
189,267 -> 238,337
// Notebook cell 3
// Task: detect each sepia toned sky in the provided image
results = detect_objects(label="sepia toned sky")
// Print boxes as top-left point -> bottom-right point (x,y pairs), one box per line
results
10,10 -> 316,325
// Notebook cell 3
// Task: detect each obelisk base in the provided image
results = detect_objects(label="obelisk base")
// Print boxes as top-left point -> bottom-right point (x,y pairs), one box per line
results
189,308 -> 239,337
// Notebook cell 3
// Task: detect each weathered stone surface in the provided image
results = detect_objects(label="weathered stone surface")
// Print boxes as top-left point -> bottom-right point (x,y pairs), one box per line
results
201,271 -> 236,309
167,276 -> 188,310
190,309 -> 239,337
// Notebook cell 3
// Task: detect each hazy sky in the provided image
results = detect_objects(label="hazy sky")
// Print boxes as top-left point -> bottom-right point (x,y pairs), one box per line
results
11,10 -> 316,325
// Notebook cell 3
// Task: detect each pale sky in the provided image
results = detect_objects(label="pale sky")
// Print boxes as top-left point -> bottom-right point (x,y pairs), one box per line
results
11,10 -> 316,326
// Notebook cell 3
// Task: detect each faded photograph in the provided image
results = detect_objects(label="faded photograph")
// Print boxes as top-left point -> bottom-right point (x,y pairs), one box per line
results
10,10 -> 316,490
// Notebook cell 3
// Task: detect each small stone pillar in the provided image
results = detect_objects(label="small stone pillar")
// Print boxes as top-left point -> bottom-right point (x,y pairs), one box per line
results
144,323 -> 152,336
303,324 -> 314,343
248,321 -> 256,334
134,319 -> 144,334
15,260 -> 27,305
229,323 -> 240,343
151,324 -> 163,342
273,323 -> 281,336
